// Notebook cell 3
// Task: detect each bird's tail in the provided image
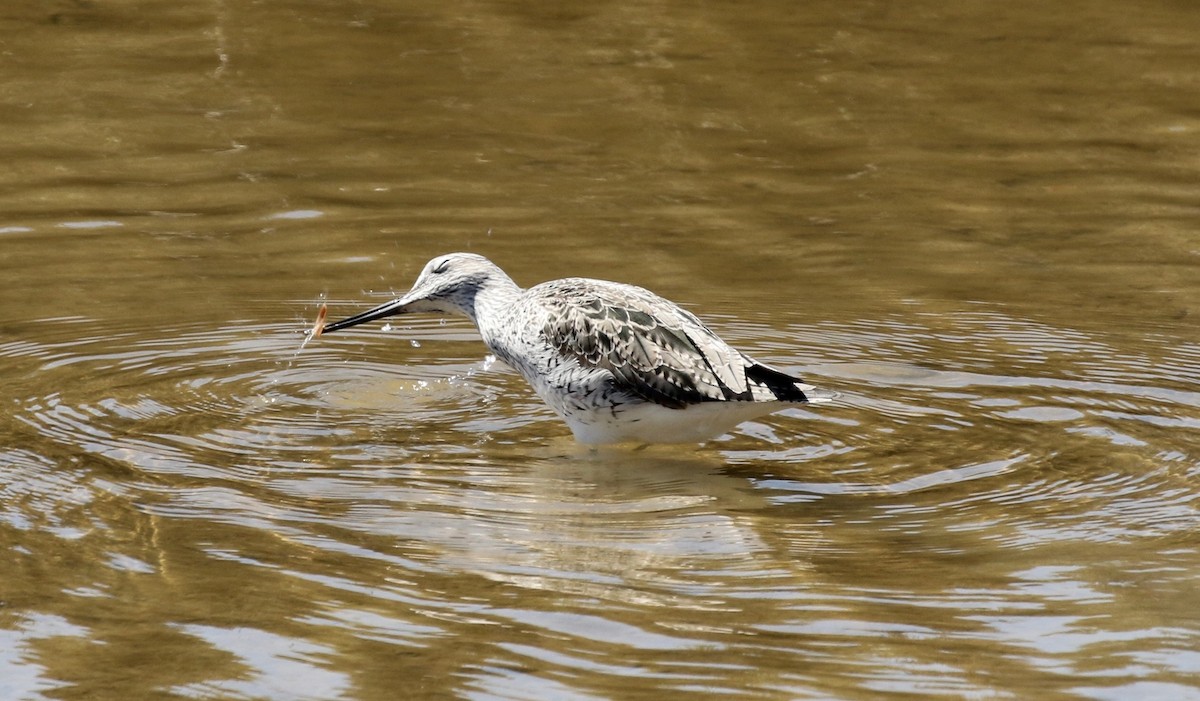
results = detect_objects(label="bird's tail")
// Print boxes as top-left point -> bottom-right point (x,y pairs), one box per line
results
745,363 -> 837,403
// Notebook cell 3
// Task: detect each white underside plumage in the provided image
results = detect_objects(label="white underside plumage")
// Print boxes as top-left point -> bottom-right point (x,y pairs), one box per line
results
495,350 -> 832,444
558,393 -> 829,445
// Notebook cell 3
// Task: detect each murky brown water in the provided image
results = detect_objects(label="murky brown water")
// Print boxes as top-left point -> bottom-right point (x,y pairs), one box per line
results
2,1 -> 1198,699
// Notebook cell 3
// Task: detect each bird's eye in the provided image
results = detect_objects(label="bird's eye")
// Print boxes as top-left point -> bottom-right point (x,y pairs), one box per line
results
432,259 -> 450,274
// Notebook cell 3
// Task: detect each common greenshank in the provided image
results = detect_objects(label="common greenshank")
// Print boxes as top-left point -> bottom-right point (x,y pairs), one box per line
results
321,253 -> 832,444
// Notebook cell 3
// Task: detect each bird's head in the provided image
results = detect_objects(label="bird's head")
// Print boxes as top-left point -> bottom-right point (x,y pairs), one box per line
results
321,252 -> 501,333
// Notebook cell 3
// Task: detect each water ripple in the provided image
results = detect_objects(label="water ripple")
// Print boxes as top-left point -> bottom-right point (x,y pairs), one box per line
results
2,304 -> 1197,700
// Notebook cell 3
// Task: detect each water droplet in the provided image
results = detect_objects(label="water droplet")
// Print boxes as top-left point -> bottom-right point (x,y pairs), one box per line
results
410,339 -> 421,348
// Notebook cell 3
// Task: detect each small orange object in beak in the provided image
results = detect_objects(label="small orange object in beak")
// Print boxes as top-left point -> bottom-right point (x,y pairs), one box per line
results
311,303 -> 328,338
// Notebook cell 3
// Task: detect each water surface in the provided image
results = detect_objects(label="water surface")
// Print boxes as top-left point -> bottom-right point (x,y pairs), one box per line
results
1,1 -> 1198,699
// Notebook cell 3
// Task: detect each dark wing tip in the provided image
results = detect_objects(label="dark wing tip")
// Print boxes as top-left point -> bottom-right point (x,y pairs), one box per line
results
745,363 -> 809,402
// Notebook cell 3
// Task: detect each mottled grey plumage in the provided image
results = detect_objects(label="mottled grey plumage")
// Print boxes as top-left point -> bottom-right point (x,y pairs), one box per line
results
321,252 -> 833,444
538,279 -> 809,409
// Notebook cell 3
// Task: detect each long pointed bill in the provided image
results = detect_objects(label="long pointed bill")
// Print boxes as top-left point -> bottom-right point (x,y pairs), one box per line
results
321,297 -> 410,334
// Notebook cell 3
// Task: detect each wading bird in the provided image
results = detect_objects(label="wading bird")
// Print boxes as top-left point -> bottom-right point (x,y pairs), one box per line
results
321,253 -> 832,444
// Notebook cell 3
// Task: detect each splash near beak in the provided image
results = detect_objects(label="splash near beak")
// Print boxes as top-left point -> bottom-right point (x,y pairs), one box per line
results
321,297 -> 410,334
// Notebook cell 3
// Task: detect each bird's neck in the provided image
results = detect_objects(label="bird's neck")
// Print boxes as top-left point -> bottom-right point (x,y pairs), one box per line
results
463,272 -> 523,329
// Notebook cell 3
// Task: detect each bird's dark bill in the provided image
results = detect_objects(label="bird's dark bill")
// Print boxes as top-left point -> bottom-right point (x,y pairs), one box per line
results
320,298 -> 408,333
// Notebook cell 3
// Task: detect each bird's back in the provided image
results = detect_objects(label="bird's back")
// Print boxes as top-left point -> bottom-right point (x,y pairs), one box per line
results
520,277 -> 819,408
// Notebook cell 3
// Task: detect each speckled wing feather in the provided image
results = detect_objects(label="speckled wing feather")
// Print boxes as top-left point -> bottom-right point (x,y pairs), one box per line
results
536,278 -> 776,409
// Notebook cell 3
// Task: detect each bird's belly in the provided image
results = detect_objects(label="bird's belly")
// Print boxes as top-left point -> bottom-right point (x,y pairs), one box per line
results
561,400 -> 785,445
525,365 -> 778,444
501,348 -> 787,444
